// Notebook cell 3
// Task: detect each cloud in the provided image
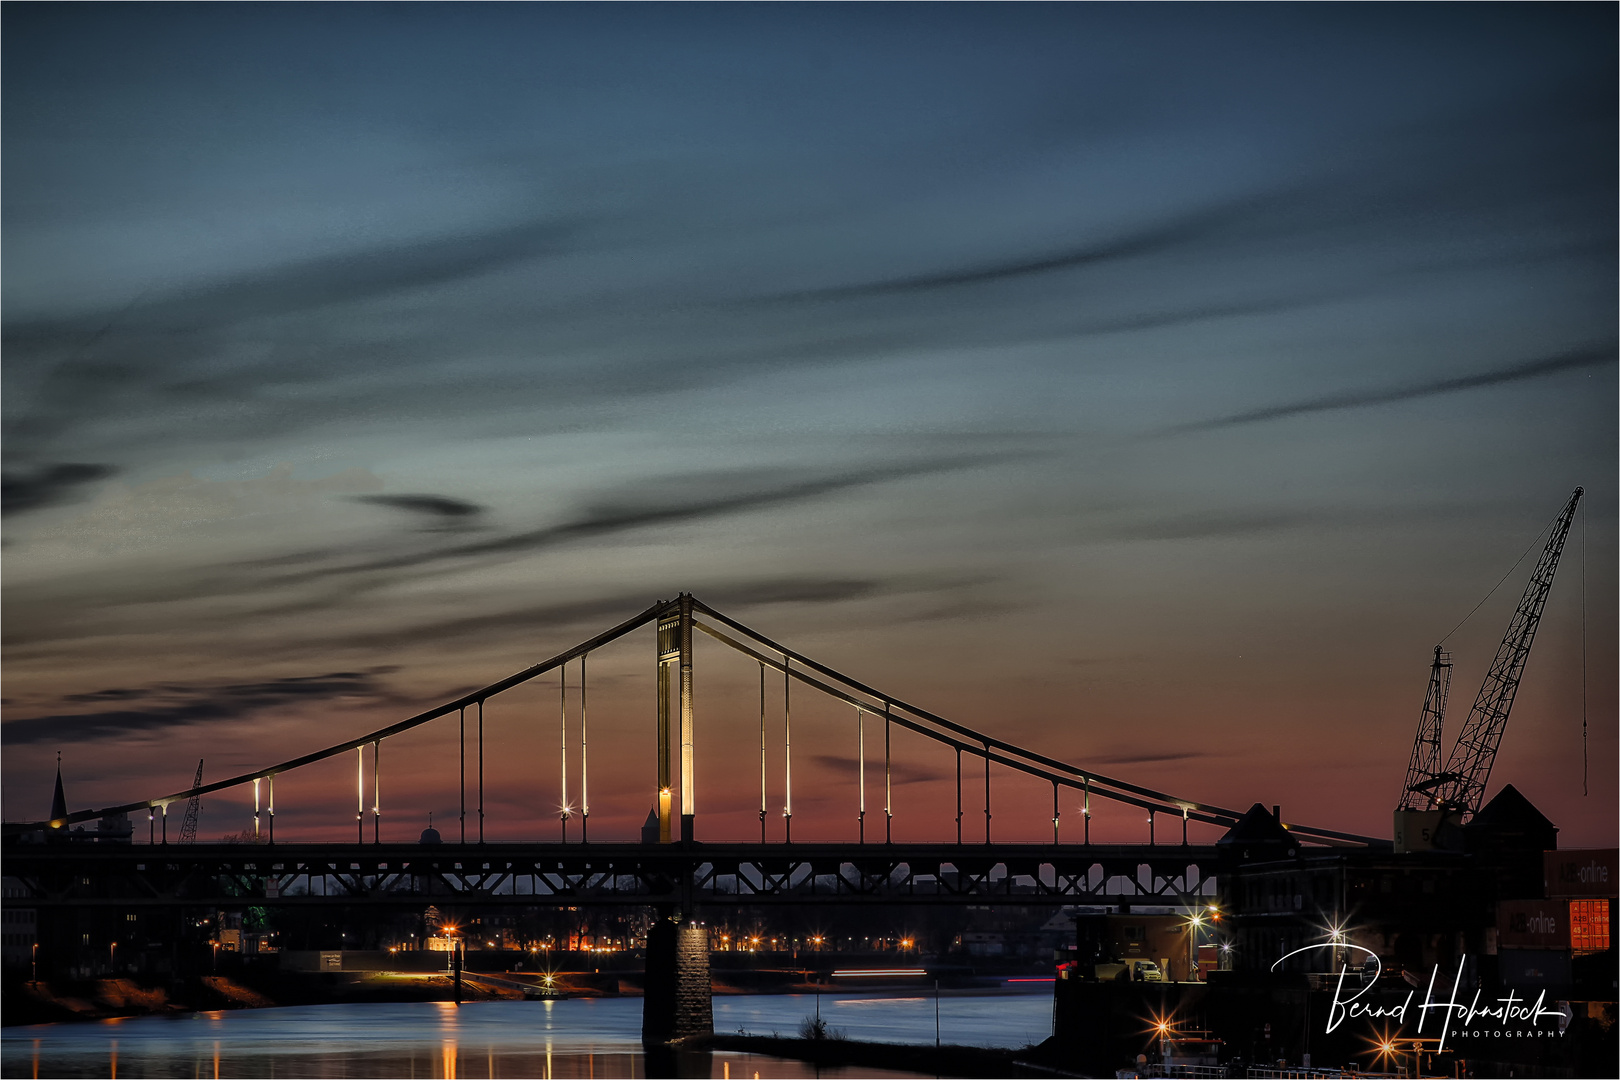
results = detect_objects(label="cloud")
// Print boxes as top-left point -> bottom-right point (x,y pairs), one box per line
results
703,576 -> 929,608
3,470 -> 957,651
745,187 -> 1315,306
754,196 -> 1257,302
62,687 -> 147,703
811,753 -> 945,785
351,494 -> 485,519
287,573 -> 990,653
1,462 -> 116,515
7,122 -> 1606,477
0,219 -> 582,464
2,671 -> 394,746
12,219 -> 580,338
1089,750 -> 1212,766
273,455 -> 1021,583
1172,347 -> 1615,433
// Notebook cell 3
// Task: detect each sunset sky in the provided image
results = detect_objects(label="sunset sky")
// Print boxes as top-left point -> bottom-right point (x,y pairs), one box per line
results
4,5 -> 1614,848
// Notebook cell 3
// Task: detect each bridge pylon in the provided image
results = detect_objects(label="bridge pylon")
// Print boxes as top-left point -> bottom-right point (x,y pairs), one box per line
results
655,595 -> 696,844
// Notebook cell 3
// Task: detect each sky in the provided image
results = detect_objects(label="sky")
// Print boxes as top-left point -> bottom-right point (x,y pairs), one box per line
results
3,4 -> 1614,849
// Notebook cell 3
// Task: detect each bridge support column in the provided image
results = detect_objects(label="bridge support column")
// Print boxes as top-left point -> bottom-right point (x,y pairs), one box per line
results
641,913 -> 712,1044
655,594 -> 697,844
678,593 -> 695,843
656,607 -> 679,843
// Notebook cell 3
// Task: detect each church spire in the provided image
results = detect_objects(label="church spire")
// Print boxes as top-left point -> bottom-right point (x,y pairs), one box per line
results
49,751 -> 67,825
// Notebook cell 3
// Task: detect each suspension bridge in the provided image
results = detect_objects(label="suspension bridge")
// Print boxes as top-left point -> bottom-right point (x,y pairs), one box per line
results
6,593 -> 1377,912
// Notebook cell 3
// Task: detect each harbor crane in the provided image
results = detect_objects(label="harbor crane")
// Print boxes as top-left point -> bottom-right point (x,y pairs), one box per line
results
177,759 -> 203,845
1394,487 -> 1582,850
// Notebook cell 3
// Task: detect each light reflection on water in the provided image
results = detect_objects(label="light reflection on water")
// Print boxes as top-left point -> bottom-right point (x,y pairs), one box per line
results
1,992 -> 1050,1079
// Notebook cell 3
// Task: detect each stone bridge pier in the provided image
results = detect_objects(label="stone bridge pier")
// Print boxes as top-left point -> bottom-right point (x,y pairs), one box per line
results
641,913 -> 712,1045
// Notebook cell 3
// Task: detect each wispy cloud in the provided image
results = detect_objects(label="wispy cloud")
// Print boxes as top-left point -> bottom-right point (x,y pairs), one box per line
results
2,671 -> 396,745
1171,348 -> 1615,433
1,462 -> 116,515
10,219 -> 580,339
754,196 -> 1265,302
811,753 -> 945,785
351,494 -> 485,520
1089,749 -> 1214,766
275,574 -> 993,653
273,455 -> 1022,583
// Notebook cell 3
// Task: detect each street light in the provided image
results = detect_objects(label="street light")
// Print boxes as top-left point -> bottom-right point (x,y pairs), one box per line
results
1324,918 -> 1348,976
1184,912 -> 1206,982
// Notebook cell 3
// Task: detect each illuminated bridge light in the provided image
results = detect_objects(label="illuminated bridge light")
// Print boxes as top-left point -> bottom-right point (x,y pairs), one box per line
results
830,968 -> 928,977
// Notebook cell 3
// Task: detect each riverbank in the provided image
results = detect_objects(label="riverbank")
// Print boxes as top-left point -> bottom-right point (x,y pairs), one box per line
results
699,1033 -> 1081,1078
2,971 -> 523,1026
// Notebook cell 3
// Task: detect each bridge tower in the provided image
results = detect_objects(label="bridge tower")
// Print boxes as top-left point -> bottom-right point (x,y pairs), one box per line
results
645,595 -> 711,1044
654,594 -> 697,844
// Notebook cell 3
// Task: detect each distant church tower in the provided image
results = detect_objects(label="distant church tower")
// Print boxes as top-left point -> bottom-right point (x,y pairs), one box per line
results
49,753 -> 67,825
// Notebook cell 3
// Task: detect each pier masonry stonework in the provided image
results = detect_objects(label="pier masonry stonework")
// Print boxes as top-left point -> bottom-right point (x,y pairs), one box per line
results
642,917 -> 713,1044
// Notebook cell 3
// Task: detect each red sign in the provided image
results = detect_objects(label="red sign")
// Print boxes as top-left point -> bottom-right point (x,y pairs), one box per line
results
1498,900 -> 1566,950
1544,849 -> 1619,899
1570,900 -> 1611,952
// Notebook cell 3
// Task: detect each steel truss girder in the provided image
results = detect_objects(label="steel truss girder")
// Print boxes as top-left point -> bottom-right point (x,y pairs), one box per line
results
3,841 -> 1222,910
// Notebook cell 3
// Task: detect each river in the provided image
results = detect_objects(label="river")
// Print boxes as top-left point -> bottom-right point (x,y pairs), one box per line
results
2,989 -> 1055,1079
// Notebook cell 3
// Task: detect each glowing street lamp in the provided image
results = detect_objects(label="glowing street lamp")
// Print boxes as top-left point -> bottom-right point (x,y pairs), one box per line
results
1364,1024 -> 1403,1073
1323,917 -> 1350,975
1182,910 -> 1209,982
1145,1007 -> 1177,1044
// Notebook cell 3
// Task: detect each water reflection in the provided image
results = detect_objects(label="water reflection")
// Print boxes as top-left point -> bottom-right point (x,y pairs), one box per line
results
2,992 -> 1045,1078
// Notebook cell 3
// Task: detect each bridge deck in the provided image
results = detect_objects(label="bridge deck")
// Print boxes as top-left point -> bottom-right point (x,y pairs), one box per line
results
4,840 -> 1226,907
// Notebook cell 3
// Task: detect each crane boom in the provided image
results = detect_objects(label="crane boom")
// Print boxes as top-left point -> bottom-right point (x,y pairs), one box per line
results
1397,645 -> 1452,810
178,759 -> 203,844
1429,487 -> 1582,817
